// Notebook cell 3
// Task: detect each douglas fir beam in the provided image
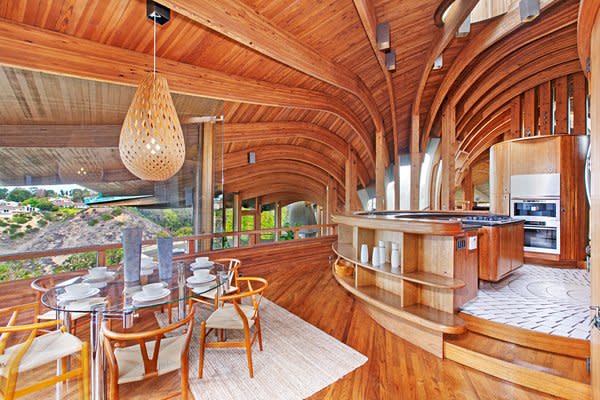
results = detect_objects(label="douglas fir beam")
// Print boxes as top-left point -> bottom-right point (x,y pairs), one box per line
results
345,145 -> 358,212
506,97 -> 522,140
200,122 -> 214,251
410,110 -> 422,210
463,167 -> 474,211
572,72 -> 587,134
538,81 -> 552,135
441,103 -> 456,211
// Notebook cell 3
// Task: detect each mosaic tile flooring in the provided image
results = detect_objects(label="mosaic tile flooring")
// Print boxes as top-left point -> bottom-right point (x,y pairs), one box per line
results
461,264 -> 591,340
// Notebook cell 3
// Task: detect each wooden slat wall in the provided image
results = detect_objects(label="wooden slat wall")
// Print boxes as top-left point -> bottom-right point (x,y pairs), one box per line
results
523,89 -> 537,137
554,76 -> 569,133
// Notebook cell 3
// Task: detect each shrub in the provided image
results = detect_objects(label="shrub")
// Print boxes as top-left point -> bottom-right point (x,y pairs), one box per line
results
37,219 -> 48,227
53,252 -> 96,273
0,220 -> 7,227
111,207 -> 123,217
175,226 -> 193,237
116,221 -> 125,227
101,213 -> 113,221
106,248 -> 124,266
88,219 -> 99,227
11,215 -> 29,224
9,232 -> 24,240
8,226 -> 18,234
0,260 -> 44,282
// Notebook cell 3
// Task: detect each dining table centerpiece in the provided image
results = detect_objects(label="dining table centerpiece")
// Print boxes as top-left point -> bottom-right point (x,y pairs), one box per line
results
122,226 -> 143,282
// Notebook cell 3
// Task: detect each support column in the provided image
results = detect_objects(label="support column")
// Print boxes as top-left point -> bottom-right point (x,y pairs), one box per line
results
375,130 -> 386,211
192,124 -> 203,252
200,122 -> 214,251
274,201 -> 281,242
232,192 -> 240,247
410,110 -> 421,210
253,196 -> 261,245
393,152 -> 400,210
345,145 -> 358,212
463,168 -> 474,211
505,96 -> 521,140
441,103 -> 456,211
326,175 -> 337,223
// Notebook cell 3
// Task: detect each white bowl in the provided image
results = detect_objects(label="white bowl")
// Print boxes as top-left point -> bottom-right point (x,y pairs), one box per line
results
193,269 -> 211,279
65,283 -> 91,297
142,283 -> 164,297
195,256 -> 210,264
89,267 -> 107,278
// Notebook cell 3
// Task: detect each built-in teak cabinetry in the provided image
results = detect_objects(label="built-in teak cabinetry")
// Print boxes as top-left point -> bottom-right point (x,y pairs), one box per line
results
332,216 -> 478,358
490,135 -> 589,265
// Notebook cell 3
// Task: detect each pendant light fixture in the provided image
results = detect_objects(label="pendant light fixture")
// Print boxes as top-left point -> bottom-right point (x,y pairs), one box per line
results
119,1 -> 185,182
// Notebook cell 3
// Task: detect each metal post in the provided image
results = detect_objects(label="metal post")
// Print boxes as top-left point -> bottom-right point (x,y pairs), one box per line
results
177,262 -> 186,321
90,303 -> 106,400
193,123 -> 203,254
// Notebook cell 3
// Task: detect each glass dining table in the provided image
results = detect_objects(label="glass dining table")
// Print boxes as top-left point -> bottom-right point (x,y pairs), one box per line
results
41,261 -> 226,400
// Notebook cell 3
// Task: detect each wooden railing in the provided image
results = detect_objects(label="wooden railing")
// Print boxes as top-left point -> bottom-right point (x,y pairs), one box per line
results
0,223 -> 337,263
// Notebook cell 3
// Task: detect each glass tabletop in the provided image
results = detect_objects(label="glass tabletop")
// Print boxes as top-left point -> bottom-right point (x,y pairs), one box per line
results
41,261 -> 226,316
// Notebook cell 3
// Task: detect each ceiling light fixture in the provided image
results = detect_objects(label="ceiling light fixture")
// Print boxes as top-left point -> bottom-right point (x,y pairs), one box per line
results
118,1 -> 185,182
519,0 -> 540,22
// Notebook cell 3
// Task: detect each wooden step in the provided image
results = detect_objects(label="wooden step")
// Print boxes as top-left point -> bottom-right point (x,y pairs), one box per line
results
459,312 -> 590,359
333,269 -> 465,334
444,331 -> 590,400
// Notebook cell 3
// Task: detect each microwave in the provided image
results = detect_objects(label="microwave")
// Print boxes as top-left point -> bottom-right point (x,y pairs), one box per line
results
510,198 -> 560,222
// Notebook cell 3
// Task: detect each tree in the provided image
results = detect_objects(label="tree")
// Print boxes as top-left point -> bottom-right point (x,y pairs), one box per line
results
7,188 -> 33,203
23,198 -> 57,211
163,209 -> 180,230
0,188 -> 8,199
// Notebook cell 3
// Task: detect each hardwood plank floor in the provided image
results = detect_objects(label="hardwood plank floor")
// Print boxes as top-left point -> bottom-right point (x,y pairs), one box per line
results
6,252 -> 561,399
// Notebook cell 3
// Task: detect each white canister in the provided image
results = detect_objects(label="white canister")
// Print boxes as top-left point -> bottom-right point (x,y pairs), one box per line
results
372,247 -> 380,266
391,242 -> 399,251
360,244 -> 369,264
391,249 -> 400,270
378,245 -> 386,265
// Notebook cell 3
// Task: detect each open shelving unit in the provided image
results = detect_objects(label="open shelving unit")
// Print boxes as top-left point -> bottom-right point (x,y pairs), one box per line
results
332,215 -> 479,357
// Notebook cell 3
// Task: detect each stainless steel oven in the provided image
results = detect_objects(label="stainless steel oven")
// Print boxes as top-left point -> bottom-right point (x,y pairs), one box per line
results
522,221 -> 560,254
510,198 -> 560,223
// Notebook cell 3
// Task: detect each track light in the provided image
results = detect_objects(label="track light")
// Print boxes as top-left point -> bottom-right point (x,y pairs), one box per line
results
519,0 -> 540,22
433,55 -> 443,70
456,16 -> 471,38
376,22 -> 390,51
385,50 -> 396,71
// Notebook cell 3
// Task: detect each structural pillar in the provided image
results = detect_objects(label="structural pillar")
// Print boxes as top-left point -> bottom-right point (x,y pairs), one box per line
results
326,175 -> 337,223
463,168 -> 474,211
441,102 -> 456,211
232,192 -> 240,247
200,122 -> 214,251
375,130 -> 386,211
274,201 -> 281,242
410,110 -> 421,210
345,145 -> 358,212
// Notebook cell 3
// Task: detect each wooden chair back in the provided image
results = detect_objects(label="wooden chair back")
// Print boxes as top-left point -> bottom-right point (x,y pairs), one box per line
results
102,307 -> 195,380
219,277 -> 268,322
213,258 -> 241,287
0,303 -> 62,375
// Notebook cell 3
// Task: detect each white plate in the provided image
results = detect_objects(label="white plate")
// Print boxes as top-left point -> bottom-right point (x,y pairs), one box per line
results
187,275 -> 215,285
140,268 -> 154,276
192,286 -> 215,294
82,271 -> 116,283
190,261 -> 214,270
58,287 -> 100,302
132,288 -> 170,303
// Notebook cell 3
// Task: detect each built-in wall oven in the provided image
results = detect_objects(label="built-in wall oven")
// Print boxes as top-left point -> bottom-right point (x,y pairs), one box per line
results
510,174 -> 561,255
510,198 -> 560,254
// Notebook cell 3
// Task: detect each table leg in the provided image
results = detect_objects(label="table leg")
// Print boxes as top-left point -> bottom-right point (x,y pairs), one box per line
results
90,305 -> 106,400
55,309 -> 71,399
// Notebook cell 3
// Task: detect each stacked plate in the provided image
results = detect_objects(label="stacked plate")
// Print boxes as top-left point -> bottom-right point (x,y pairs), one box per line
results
82,267 -> 116,283
141,254 -> 156,276
186,269 -> 216,286
132,282 -> 170,303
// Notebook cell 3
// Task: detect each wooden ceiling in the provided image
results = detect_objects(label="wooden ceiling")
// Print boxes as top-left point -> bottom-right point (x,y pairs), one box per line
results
0,0 -> 581,208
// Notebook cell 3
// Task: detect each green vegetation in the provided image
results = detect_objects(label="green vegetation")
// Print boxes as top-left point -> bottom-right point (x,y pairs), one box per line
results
23,197 -> 58,211
52,252 -> 96,273
106,248 -> 123,266
37,219 -> 48,227
0,260 -> 44,281
0,188 -> 8,200
88,219 -> 99,227
6,188 -> 33,202
11,214 -> 31,224
111,207 -> 123,217
175,226 -> 192,236
101,213 -> 114,221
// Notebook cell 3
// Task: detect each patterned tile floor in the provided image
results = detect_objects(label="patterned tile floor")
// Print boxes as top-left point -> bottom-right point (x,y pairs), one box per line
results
461,264 -> 591,340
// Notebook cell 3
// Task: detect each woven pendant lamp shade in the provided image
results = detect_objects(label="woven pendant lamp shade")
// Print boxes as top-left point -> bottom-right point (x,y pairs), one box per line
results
119,73 -> 185,181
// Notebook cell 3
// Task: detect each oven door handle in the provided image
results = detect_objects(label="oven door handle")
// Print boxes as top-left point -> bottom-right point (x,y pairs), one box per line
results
524,226 -> 557,230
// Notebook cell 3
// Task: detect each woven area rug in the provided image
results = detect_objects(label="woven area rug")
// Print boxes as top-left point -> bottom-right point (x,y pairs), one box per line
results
155,299 -> 367,400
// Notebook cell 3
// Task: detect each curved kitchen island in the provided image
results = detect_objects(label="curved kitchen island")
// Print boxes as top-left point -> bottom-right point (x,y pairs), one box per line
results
331,211 -> 520,357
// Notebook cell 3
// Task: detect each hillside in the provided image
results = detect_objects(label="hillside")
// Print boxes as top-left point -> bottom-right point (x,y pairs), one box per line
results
0,207 -> 163,255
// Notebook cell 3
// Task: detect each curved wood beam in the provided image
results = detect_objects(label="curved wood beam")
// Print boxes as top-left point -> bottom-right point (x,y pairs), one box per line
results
225,160 -> 332,189
160,0 -> 385,137
260,192 -> 320,208
413,0 -> 479,147
434,0 -> 457,27
0,18 -> 375,167
228,173 -> 327,203
352,0 -> 400,205
459,107 -> 511,154
224,121 -> 369,186
421,0 -> 567,150
458,59 -> 581,135
224,145 -> 345,188
577,0 -> 600,78
457,25 -> 577,118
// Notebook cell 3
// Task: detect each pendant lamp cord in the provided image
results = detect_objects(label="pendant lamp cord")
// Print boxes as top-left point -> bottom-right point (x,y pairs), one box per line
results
153,14 -> 156,78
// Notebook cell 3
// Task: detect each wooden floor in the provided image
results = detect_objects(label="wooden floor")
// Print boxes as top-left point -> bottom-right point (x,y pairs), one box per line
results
8,253 -> 562,400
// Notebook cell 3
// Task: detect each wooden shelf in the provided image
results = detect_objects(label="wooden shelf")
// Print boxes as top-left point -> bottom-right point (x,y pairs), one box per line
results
333,267 -> 465,334
333,242 -> 465,289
